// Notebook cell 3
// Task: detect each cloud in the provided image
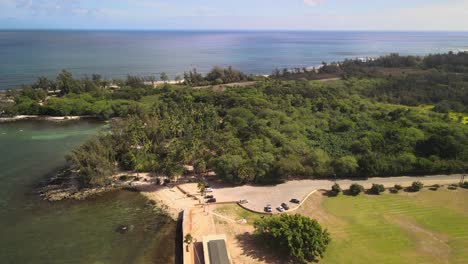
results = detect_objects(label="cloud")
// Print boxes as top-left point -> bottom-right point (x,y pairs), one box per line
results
303,0 -> 322,6
13,0 -> 98,16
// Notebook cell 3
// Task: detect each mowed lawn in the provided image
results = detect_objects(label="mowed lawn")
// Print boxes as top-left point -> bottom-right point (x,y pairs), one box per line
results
315,188 -> 468,264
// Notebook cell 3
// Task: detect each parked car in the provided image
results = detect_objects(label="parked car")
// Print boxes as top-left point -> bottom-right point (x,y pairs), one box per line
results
281,203 -> 290,210
276,206 -> 285,212
205,188 -> 214,193
205,195 -> 214,199
290,198 -> 300,204
239,199 -> 249,204
207,198 -> 217,203
264,204 -> 272,213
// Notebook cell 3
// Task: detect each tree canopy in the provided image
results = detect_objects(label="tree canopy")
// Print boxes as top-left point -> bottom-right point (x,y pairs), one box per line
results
254,214 -> 331,263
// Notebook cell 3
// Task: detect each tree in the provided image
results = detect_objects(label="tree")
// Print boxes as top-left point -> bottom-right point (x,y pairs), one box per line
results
254,214 -> 331,263
349,183 -> 364,196
148,75 -> 156,86
370,183 -> 385,195
197,181 -> 206,196
160,72 -> 169,83
331,183 -> 342,196
411,181 -> 424,192
194,159 -> 207,175
184,234 -> 193,252
332,156 -> 359,177
57,70 -> 79,95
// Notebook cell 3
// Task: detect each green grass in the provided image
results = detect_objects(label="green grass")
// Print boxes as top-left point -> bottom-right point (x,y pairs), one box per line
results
214,204 -> 266,224
320,189 -> 468,264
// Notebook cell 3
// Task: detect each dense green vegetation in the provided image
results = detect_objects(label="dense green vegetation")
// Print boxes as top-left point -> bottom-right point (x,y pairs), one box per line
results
254,214 -> 331,263
1,53 -> 468,187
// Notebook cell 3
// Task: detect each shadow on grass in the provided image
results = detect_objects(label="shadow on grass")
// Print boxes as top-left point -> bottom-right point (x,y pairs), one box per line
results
321,190 -> 339,197
235,232 -> 286,264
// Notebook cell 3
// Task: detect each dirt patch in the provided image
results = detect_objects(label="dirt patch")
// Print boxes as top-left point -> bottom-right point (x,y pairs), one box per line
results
391,217 -> 451,262
212,205 -> 282,264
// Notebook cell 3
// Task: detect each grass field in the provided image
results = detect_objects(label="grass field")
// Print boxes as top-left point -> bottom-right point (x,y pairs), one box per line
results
317,188 -> 468,264
214,188 -> 468,264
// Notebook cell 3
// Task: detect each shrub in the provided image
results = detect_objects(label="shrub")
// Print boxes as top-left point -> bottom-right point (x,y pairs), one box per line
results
394,184 -> 403,190
349,183 -> 365,196
461,181 -> 468,189
370,183 -> 385,195
411,181 -> 424,192
331,183 -> 342,196
119,175 -> 132,181
254,214 -> 331,263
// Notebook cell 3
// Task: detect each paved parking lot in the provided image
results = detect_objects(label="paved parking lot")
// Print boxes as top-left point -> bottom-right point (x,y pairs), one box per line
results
180,174 -> 462,213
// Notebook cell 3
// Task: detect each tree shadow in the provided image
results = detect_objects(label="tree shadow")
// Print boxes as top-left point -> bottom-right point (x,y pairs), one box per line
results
321,190 -> 339,197
235,232 -> 286,264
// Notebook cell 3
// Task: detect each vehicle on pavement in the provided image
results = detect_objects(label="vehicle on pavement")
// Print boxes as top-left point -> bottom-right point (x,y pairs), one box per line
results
239,199 -> 249,204
290,198 -> 300,204
205,188 -> 214,193
264,204 -> 272,213
205,195 -> 214,199
281,203 -> 290,210
277,206 -> 285,212
207,198 -> 217,203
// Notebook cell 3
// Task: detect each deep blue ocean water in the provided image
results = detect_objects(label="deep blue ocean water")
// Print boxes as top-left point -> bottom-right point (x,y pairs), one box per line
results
1,30 -> 468,89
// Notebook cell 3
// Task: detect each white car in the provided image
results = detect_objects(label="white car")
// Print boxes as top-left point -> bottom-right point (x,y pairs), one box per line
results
276,206 -> 285,212
205,188 -> 213,193
239,199 -> 249,204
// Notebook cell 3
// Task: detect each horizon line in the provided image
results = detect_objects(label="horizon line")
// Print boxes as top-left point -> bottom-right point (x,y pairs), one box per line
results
1,28 -> 468,33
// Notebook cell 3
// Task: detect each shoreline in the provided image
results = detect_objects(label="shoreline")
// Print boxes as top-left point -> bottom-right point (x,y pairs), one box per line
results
0,115 -> 98,123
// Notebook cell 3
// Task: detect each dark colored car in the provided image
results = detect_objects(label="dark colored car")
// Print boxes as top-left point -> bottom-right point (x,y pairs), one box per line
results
205,195 -> 214,199
207,198 -> 217,203
264,205 -> 272,213
281,203 -> 290,210
290,198 -> 300,204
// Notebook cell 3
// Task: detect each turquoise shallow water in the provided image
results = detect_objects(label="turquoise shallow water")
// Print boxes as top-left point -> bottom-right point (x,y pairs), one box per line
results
0,121 -> 175,264
1,30 -> 468,89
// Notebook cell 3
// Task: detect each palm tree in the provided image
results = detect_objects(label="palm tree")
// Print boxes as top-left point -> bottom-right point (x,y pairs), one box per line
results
184,234 -> 193,252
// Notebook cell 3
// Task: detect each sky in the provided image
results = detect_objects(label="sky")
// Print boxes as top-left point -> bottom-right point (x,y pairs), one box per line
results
1,0 -> 468,30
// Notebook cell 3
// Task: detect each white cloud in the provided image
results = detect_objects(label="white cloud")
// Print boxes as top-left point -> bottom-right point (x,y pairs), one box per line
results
303,0 -> 322,6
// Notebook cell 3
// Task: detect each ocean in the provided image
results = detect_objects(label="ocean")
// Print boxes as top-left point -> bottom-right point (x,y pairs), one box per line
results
0,121 -> 175,263
1,30 -> 468,89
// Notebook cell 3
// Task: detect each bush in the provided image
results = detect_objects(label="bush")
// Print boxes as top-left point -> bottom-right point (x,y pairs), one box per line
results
119,175 -> 133,181
331,183 -> 342,196
394,184 -> 403,190
411,181 -> 424,192
370,183 -> 385,195
349,183 -> 364,196
254,214 -> 331,263
461,181 -> 468,189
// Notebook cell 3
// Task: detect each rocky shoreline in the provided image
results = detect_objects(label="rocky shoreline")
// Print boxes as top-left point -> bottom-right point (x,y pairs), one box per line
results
38,168 -> 125,202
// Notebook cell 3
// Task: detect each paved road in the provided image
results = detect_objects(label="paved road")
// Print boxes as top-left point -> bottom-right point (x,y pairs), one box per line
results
210,174 -> 464,213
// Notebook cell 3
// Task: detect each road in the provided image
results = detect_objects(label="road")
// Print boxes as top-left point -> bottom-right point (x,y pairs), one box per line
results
209,174 -> 464,213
